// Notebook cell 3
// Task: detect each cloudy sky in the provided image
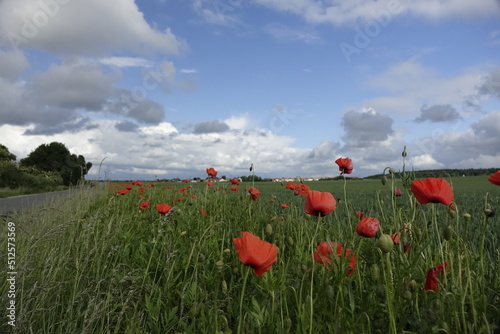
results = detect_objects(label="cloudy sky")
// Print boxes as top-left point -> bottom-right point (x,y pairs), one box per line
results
1,0 -> 499,180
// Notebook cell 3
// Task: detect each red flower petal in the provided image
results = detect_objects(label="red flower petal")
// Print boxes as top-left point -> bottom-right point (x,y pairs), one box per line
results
232,232 -> 278,277
305,190 -> 336,216
488,171 -> 500,186
410,178 -> 454,206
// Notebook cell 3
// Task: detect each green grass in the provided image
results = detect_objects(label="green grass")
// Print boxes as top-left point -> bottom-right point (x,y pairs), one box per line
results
1,176 -> 499,333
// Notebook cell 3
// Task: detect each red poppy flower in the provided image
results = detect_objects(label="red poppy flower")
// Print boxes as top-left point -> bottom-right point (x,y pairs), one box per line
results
313,241 -> 356,276
355,211 -> 364,219
140,201 -> 150,210
294,183 -> 310,196
200,209 -> 208,216
248,186 -> 261,201
394,188 -> 402,197
285,182 -> 299,190
488,171 -> 500,186
118,189 -> 128,195
304,190 -> 336,216
425,262 -> 449,292
206,167 -> 218,178
206,181 -> 213,187
126,184 -> 133,190
410,178 -> 454,206
335,157 -> 353,175
391,232 -> 400,245
232,232 -> 278,277
230,186 -> 239,192
183,179 -> 190,183
230,178 -> 240,185
156,203 -> 172,215
280,204 -> 289,208
356,217 -> 380,238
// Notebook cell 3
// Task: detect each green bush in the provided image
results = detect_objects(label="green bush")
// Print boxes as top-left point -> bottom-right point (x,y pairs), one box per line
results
0,161 -> 26,188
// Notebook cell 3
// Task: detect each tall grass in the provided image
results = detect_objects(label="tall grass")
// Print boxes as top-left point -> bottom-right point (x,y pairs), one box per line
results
1,176 -> 499,333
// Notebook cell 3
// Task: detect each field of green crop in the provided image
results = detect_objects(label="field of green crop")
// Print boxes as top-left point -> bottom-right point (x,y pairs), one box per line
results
1,173 -> 499,333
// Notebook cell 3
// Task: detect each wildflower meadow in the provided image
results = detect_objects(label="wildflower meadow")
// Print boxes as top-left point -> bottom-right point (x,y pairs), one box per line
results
1,154 -> 499,333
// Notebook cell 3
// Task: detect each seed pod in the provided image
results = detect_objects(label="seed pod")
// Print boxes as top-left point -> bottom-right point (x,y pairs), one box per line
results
388,168 -> 395,175
377,234 -> 394,253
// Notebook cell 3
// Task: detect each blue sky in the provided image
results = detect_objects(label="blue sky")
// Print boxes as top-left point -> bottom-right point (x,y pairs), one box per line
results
0,0 -> 499,180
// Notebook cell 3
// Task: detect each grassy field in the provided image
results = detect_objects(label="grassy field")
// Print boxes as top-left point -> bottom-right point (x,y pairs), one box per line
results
1,175 -> 499,333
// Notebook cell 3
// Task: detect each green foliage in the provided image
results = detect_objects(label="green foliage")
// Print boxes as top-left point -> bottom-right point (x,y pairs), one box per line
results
0,161 -> 25,188
20,142 -> 92,186
0,144 -> 16,161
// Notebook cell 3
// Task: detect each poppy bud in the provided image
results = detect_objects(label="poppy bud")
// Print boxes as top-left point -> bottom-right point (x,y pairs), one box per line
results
403,290 -> 412,300
389,168 -> 395,175
381,175 -> 387,186
190,303 -> 201,317
325,285 -> 335,299
283,318 -> 292,330
484,209 -> 495,218
265,223 -> 273,235
249,163 -> 253,172
223,248 -> 230,254
377,234 -> 394,253
180,231 -> 187,236
407,279 -> 418,292
463,213 -> 471,221
215,260 -> 224,267
375,284 -> 386,298
442,225 -> 453,241
198,253 -> 206,262
370,263 -> 380,282
286,236 -> 294,246
221,280 -> 228,294
402,147 -> 407,157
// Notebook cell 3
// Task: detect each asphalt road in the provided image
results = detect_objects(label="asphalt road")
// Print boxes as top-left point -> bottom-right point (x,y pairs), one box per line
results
0,189 -> 82,215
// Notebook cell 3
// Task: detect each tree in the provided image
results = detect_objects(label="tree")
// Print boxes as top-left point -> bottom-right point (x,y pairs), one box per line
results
20,142 -> 92,186
0,144 -> 16,161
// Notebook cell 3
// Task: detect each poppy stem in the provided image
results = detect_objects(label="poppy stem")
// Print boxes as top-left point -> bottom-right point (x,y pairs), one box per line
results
237,266 -> 251,334
343,174 -> 351,228
308,215 -> 322,334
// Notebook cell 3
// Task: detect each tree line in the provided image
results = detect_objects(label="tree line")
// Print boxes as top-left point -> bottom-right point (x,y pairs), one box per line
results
0,142 -> 91,190
365,168 -> 499,180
